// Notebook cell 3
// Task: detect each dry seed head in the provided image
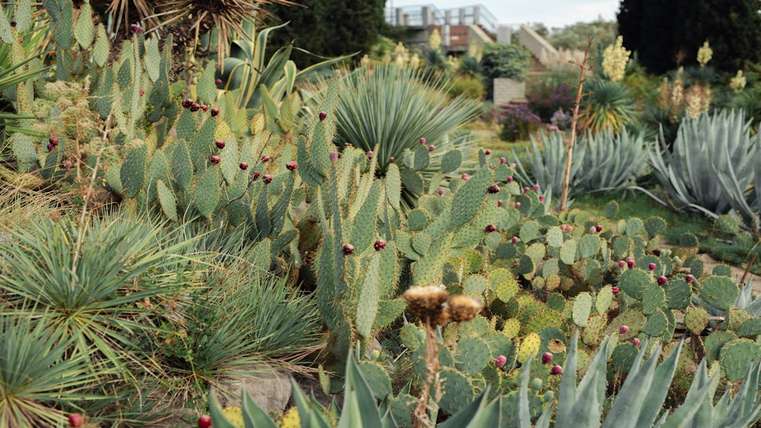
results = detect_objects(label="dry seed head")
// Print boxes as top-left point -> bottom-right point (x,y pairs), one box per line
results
403,286 -> 449,319
447,295 -> 483,322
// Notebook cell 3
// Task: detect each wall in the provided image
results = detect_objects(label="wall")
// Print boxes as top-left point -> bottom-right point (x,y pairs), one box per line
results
493,78 -> 526,106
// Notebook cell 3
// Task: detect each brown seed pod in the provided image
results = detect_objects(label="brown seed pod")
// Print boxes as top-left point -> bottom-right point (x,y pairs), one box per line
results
402,286 -> 449,320
447,295 -> 483,322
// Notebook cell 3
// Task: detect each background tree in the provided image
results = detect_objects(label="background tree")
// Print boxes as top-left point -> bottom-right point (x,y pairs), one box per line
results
266,0 -> 386,67
617,0 -> 761,74
549,20 -> 617,51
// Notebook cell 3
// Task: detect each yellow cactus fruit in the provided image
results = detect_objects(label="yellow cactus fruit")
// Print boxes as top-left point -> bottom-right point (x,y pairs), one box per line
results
222,407 -> 244,428
280,407 -> 301,428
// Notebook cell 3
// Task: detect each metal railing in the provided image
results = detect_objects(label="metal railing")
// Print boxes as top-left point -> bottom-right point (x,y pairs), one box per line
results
385,3 -> 498,34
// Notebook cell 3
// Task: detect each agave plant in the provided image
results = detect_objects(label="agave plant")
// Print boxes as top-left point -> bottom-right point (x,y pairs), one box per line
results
0,316 -> 99,427
650,110 -> 759,220
511,131 -> 584,201
220,20 -> 347,112
0,214 -> 197,374
327,65 -> 480,205
575,129 -> 649,193
205,333 -> 761,427
582,78 -> 637,133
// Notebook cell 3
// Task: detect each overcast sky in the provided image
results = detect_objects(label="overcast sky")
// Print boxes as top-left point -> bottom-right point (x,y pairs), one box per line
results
386,0 -> 620,28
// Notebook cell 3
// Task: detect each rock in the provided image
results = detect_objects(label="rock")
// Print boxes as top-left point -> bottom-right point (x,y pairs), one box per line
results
216,369 -> 292,414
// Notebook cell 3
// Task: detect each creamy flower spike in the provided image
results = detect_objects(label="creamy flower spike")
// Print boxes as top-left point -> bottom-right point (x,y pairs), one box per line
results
602,36 -> 631,82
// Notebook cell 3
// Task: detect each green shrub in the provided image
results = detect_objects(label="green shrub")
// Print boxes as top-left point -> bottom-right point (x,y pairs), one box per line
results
480,43 -> 531,82
448,76 -> 485,100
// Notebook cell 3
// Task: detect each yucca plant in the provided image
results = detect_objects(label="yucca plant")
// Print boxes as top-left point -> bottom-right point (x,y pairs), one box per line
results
0,214 -> 197,376
575,128 -> 649,193
581,78 -> 637,133
0,316 -> 100,428
141,250 -> 321,409
650,109 -> 759,219
153,0 -> 295,60
327,65 -> 480,205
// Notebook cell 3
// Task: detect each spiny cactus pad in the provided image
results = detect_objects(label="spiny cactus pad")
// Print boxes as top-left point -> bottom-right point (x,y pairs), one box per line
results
664,278 -> 691,309
704,331 -> 737,362
357,361 -> 392,399
699,275 -> 738,311
618,268 -> 650,299
684,306 -> 709,335
439,367 -> 474,415
456,337 -> 491,374
491,268 -> 519,302
572,292 -> 593,327
502,318 -> 521,338
719,338 -> 761,381
517,333 -> 541,363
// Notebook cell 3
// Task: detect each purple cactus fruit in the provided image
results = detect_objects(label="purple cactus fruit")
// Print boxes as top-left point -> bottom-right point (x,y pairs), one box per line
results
550,365 -> 563,375
619,325 -> 630,335
542,352 -> 553,364
484,224 -> 497,233
488,184 -> 500,194
612,286 -> 621,295
374,240 -> 386,251
319,111 -> 327,121
657,275 -> 668,286
648,262 -> 657,271
342,243 -> 354,255
495,355 -> 507,368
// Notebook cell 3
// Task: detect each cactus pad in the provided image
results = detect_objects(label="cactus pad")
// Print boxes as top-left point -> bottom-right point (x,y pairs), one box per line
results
737,319 -> 761,338
643,309 -> 668,337
439,367 -> 474,415
664,278 -> 691,309
606,310 -> 646,339
490,268 -> 519,302
704,331 -> 737,362
719,338 -> 761,381
642,284 -> 666,315
595,286 -> 613,314
684,306 -> 709,335
618,268 -> 650,299
582,314 -> 608,346
560,238 -> 577,265
699,275 -> 738,311
572,292 -> 592,327
517,333 -> 541,363
357,361 -> 392,399
463,274 -> 488,297
456,337 -> 491,374
502,318 -> 521,338
611,343 -> 638,373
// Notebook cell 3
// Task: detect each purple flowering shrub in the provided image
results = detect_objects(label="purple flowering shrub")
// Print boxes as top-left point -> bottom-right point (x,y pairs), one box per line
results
499,102 -> 542,141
